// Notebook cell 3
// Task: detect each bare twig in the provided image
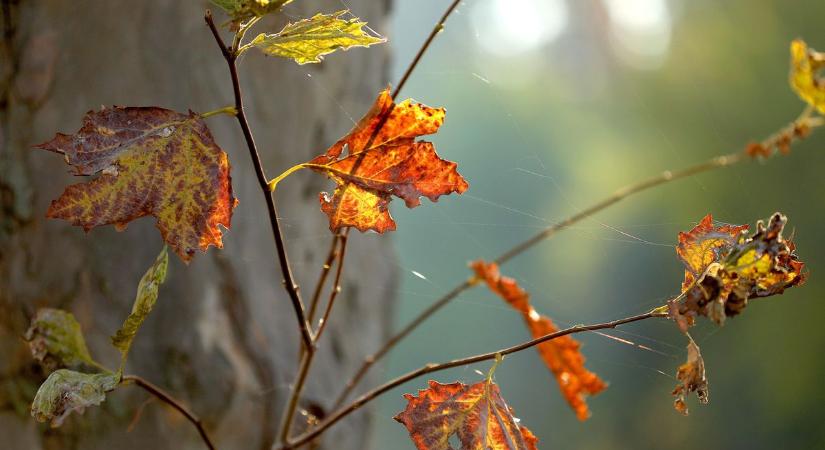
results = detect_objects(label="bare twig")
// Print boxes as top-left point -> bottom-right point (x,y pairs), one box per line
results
205,11 -> 313,350
306,235 -> 341,326
332,108 -> 823,407
123,374 -> 215,450
314,229 -> 350,341
279,310 -> 667,449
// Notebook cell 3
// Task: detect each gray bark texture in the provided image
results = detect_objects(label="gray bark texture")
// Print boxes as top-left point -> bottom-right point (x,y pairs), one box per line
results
0,1 -> 397,449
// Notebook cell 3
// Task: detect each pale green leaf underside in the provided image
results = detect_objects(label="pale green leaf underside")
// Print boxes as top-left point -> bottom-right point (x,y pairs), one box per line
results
25,308 -> 96,371
250,10 -> 385,64
211,0 -> 293,22
110,246 -> 168,371
31,369 -> 119,427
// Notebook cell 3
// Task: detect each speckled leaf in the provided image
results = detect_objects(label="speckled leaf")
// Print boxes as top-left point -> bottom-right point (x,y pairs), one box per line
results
31,369 -> 119,427
395,379 -> 538,450
24,308 -> 96,373
111,246 -> 168,372
306,88 -> 468,232
676,214 -> 748,292
249,11 -> 385,64
790,39 -> 825,113
36,106 -> 237,262
471,260 -> 606,421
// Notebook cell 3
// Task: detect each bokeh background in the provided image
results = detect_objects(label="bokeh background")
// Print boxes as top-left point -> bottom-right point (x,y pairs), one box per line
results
354,0 -> 825,449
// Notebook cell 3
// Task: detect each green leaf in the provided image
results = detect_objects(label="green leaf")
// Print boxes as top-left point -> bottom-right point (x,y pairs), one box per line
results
248,11 -> 386,64
211,0 -> 292,24
110,246 -> 168,371
24,308 -> 97,373
31,369 -> 119,427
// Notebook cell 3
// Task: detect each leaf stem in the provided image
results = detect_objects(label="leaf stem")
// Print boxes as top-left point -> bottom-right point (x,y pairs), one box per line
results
200,106 -> 238,119
268,164 -> 308,191
278,310 -> 667,449
331,108 -> 823,408
122,374 -> 215,450
206,10 -> 314,351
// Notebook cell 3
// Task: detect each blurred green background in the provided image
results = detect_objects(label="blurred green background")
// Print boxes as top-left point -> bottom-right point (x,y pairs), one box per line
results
362,0 -> 825,449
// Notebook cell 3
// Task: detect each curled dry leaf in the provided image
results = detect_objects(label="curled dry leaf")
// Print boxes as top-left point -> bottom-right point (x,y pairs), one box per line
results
790,39 -> 825,113
249,11 -> 385,64
676,213 -> 806,326
306,89 -> 468,232
394,379 -> 538,450
31,369 -> 119,427
25,308 -> 97,373
471,260 -> 606,420
672,338 -> 708,416
36,106 -> 237,262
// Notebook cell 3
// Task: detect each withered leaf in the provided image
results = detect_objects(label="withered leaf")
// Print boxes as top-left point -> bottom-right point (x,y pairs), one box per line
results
394,379 -> 538,450
25,308 -> 97,373
677,213 -> 806,326
471,260 -> 606,421
672,337 -> 708,416
36,106 -> 237,262
676,214 -> 748,292
31,369 -> 119,427
306,88 -> 468,233
790,39 -> 825,113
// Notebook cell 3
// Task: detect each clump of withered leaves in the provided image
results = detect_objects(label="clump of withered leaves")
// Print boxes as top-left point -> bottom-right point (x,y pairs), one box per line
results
668,212 -> 806,414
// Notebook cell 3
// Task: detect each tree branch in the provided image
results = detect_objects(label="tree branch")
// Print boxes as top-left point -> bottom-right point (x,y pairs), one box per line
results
279,310 -> 667,449
332,108 -> 823,407
205,10 -> 313,350
123,374 -> 215,450
314,229 -> 349,341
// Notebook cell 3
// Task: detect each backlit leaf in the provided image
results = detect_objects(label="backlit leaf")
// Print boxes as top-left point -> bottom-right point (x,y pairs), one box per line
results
676,214 -> 748,292
31,369 -> 119,427
211,0 -> 292,26
249,11 -> 385,64
111,246 -> 168,372
394,379 -> 538,450
36,106 -> 237,262
471,260 -> 606,421
24,308 -> 96,373
790,39 -> 825,113
672,337 -> 708,416
306,88 -> 468,232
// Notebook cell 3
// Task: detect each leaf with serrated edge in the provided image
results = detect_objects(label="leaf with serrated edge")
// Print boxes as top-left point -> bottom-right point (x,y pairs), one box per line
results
211,0 -> 292,24
111,246 -> 168,372
676,214 -> 748,292
250,11 -> 385,64
31,369 -> 119,427
395,379 -> 538,450
306,88 -> 468,232
25,308 -> 97,373
471,260 -> 606,420
36,106 -> 237,262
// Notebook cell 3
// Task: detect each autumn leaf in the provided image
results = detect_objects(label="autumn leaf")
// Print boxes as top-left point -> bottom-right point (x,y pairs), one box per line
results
471,260 -> 606,421
672,337 -> 708,416
111,246 -> 168,372
394,378 -> 538,450
36,106 -> 237,262
25,308 -> 97,373
247,11 -> 385,64
31,369 -> 119,427
211,0 -> 292,26
790,39 -> 825,113
676,213 -> 806,325
301,88 -> 468,232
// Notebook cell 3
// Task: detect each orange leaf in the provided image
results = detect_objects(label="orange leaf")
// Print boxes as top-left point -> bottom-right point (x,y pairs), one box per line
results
394,379 -> 538,450
672,337 -> 708,416
36,106 -> 237,262
306,88 -> 468,232
471,260 -> 606,420
676,214 -> 747,292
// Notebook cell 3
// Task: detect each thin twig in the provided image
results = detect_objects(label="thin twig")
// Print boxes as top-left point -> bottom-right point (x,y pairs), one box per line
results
205,11 -> 313,350
314,229 -> 350,341
123,374 -> 216,450
306,236 -> 341,326
279,311 -> 667,449
331,108 -> 823,407
277,349 -> 315,444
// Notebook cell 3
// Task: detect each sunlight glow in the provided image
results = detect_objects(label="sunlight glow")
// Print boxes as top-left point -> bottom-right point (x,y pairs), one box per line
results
472,0 -> 569,56
603,0 -> 673,70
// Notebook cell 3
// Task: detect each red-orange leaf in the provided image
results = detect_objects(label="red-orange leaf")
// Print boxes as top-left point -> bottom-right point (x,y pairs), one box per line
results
36,106 -> 237,262
394,379 -> 538,450
471,260 -> 606,420
306,88 -> 468,232
676,214 -> 748,292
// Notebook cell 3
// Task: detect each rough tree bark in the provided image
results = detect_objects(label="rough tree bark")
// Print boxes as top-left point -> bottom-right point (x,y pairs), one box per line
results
0,1 -> 396,449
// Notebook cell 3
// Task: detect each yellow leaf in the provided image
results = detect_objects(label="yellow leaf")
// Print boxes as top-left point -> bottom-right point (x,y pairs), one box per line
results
211,0 -> 292,24
248,11 -> 385,64
790,39 -> 825,113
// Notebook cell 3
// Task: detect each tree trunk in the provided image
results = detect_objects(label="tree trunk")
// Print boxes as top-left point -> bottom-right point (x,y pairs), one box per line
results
0,1 -> 396,449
